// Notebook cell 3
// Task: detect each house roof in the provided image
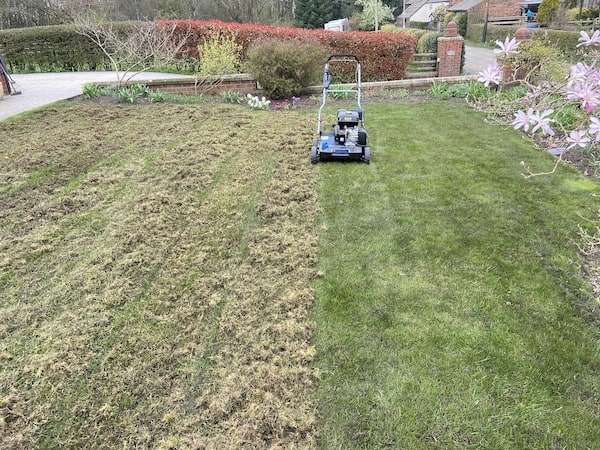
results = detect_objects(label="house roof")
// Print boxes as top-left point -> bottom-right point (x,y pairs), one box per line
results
398,0 -> 429,19
447,0 -> 485,12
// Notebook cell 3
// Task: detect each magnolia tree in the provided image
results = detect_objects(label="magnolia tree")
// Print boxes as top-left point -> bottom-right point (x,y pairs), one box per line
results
478,30 -> 600,176
75,14 -> 193,87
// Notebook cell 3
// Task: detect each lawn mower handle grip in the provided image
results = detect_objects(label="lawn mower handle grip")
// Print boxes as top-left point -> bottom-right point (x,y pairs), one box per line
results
327,54 -> 360,63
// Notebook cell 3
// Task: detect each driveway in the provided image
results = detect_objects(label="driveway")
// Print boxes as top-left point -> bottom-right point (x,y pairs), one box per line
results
464,45 -> 497,76
0,71 -> 193,122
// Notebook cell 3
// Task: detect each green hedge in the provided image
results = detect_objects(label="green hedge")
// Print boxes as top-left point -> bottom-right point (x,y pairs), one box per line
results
161,20 -> 417,81
0,20 -> 418,81
0,24 -> 110,73
417,31 -> 443,53
469,24 -> 581,53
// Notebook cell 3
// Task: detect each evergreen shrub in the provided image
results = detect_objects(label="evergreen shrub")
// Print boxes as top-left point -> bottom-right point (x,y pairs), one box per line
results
245,38 -> 327,99
454,13 -> 468,37
417,31 -> 442,53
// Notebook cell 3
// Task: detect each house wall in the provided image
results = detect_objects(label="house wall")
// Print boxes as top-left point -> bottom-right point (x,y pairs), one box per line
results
473,0 -> 521,19
412,2 -> 450,22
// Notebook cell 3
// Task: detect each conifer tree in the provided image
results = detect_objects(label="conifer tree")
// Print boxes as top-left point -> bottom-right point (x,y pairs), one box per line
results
295,0 -> 336,28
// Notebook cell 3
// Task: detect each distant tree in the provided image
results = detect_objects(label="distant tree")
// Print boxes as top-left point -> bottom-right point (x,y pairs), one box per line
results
332,0 -> 359,18
295,0 -> 335,28
0,0 -> 69,28
355,0 -> 395,30
383,0 -> 402,13
537,0 -> 560,23
0,0 -> 336,28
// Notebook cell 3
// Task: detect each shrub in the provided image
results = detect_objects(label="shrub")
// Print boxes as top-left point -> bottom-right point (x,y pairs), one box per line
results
3,20 -> 417,82
417,31 -> 442,53
395,28 -> 427,51
534,29 -> 582,53
444,13 -> 456,27
160,20 -> 417,82
197,32 -> 241,76
566,7 -> 599,20
380,24 -> 398,32
504,39 -> 568,83
454,13 -> 468,38
537,0 -> 560,23
245,38 -> 327,99
409,21 -> 430,30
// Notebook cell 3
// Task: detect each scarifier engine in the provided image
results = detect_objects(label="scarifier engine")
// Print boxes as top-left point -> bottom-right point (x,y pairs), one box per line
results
334,109 -> 368,147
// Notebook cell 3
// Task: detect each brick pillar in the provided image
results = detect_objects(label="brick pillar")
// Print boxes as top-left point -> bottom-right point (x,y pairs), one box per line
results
437,22 -> 464,78
514,27 -> 532,43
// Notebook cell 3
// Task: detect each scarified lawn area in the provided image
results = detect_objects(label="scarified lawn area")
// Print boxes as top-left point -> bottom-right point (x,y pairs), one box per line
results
1,103 -> 320,448
1,99 -> 599,449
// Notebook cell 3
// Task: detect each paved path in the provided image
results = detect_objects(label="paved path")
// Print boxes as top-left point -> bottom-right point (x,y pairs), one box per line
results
0,71 -> 193,122
463,45 -> 497,76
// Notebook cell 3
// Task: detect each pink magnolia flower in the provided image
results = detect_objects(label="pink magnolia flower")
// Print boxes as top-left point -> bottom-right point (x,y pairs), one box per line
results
566,130 -> 591,149
494,37 -> 520,57
512,108 -> 535,132
589,116 -> 600,142
531,109 -> 555,136
567,83 -> 600,113
567,62 -> 594,88
478,62 -> 503,86
576,30 -> 600,47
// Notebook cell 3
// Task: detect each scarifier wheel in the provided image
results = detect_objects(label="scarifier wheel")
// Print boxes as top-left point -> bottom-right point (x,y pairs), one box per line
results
363,147 -> 371,164
310,145 -> 319,164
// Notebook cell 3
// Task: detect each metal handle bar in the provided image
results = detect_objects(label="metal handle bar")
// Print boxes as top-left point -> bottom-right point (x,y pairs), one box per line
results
326,54 -> 360,63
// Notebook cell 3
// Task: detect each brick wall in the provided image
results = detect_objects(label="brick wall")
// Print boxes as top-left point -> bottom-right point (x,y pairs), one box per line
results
488,0 -> 521,17
123,74 -> 257,96
471,0 -> 521,20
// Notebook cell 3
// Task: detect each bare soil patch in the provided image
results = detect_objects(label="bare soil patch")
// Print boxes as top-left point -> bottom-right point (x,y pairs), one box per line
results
0,102 -> 321,448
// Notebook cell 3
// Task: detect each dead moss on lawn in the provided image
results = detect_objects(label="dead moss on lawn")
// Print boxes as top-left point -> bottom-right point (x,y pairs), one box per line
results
0,103 -> 321,448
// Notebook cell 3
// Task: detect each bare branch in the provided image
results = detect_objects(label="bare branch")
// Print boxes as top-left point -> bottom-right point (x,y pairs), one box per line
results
74,13 -> 193,86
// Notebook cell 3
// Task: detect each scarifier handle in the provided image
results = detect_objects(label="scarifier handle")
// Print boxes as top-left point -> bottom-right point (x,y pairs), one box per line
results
327,54 -> 361,63
323,66 -> 332,89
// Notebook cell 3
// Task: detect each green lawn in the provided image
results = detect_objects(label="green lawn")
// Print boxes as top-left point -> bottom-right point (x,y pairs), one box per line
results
0,99 -> 598,449
313,101 -> 600,448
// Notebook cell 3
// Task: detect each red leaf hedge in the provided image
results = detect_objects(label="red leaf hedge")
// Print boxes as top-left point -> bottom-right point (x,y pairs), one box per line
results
157,20 -> 417,82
